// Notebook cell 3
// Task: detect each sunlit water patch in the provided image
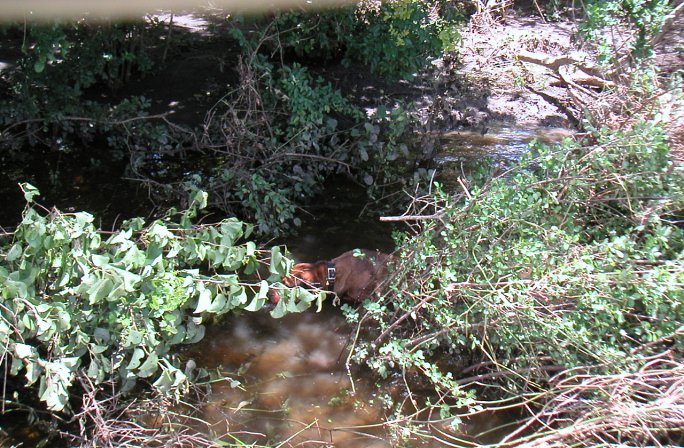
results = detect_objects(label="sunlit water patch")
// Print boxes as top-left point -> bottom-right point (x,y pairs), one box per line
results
435,125 -> 574,167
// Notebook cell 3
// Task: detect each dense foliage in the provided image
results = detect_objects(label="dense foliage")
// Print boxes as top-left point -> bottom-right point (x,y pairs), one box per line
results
271,0 -> 462,79
0,21 -> 158,153
0,185 -> 320,412
349,120 -> 683,441
1,1 -> 461,236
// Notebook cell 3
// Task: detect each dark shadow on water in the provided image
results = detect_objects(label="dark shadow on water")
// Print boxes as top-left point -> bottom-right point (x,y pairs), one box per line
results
283,177 -> 398,262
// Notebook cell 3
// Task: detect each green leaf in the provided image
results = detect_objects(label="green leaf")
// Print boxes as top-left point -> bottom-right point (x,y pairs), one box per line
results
185,319 -> 205,344
206,293 -> 228,313
14,343 -> 37,360
21,183 -> 40,202
194,288 -> 212,314
258,280 -> 269,300
245,296 -> 265,312
270,298 -> 287,319
127,348 -> 145,370
137,352 -> 159,378
6,243 -> 23,262
88,278 -> 113,305
124,330 -> 143,348
245,241 -> 256,257
91,254 -> 110,267
269,246 -> 284,276
25,359 -> 42,385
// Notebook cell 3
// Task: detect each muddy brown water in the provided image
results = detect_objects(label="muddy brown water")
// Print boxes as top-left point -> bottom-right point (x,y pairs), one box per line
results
178,306 -> 519,447
180,308 -> 390,446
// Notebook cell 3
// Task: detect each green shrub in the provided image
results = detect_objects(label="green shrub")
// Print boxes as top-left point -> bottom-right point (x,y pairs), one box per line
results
355,121 -> 684,414
0,185 -> 319,412
581,0 -> 672,63
188,27 -> 435,236
270,0 -> 463,79
0,20 -> 158,152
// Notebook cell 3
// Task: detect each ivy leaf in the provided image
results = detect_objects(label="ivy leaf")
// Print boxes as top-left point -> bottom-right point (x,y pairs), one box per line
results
124,330 -> 143,348
270,298 -> 287,319
6,243 -> 23,262
245,241 -> 256,257
244,297 -> 264,312
91,254 -> 110,267
88,278 -> 113,305
206,293 -> 228,313
25,359 -> 43,385
245,283 -> 267,312
127,348 -> 145,371
269,246 -> 284,276
190,189 -> 208,210
14,343 -> 37,360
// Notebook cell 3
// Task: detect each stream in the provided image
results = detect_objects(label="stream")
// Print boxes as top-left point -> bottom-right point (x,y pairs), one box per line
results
170,124 -> 572,446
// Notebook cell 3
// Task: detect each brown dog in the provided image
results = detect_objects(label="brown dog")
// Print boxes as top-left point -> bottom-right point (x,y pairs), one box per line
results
271,249 -> 393,304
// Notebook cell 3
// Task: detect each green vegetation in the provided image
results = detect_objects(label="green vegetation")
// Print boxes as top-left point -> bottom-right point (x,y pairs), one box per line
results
1,2 -> 461,237
581,0 -> 672,62
343,1 -> 684,444
0,185 -> 319,412
0,20 -> 157,153
271,0 -> 462,79
1,0 -> 682,446
355,119 -> 682,389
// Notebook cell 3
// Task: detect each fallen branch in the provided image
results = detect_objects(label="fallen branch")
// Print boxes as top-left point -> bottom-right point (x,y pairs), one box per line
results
517,50 -> 614,90
379,211 -> 445,222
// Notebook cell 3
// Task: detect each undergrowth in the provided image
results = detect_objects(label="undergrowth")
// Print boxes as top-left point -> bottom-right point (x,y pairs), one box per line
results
348,120 -> 684,445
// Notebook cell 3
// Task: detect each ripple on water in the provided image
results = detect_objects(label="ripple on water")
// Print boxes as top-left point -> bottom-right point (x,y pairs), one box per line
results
435,125 -> 574,166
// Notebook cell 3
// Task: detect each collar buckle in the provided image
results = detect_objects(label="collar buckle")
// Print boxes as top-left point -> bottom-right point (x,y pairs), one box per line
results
326,262 -> 336,289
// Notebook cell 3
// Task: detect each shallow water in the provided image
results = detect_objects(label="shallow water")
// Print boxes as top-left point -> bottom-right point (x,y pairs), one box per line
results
434,125 -> 573,170
182,307 -> 392,446
181,306 -> 519,447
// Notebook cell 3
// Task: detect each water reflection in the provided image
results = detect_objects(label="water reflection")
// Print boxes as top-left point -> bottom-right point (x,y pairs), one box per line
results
183,306 -> 391,447
181,305 -> 520,447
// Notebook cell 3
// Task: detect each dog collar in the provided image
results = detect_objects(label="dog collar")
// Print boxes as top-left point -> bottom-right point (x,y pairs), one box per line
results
326,261 -> 336,291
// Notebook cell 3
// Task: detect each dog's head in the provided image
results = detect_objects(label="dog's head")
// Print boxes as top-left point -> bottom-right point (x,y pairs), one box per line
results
269,262 -> 325,303
282,263 -> 324,288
